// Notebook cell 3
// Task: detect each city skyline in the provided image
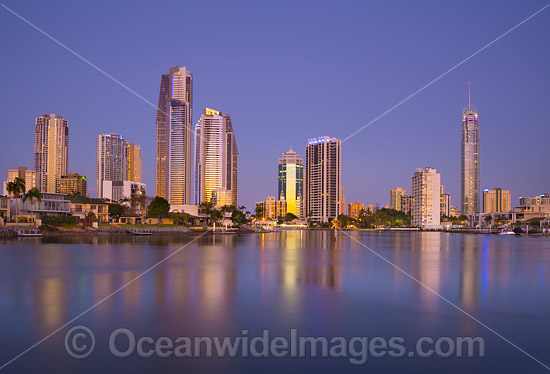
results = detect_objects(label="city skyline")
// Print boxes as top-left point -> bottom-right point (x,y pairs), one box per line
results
0,1 -> 548,210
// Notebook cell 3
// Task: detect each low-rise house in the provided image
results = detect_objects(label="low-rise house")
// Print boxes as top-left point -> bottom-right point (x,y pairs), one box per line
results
0,196 -> 9,225
65,195 -> 109,223
11,193 -> 71,219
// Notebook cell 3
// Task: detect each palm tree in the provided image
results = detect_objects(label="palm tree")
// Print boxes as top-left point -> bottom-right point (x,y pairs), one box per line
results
23,188 -> 42,224
6,177 -> 26,223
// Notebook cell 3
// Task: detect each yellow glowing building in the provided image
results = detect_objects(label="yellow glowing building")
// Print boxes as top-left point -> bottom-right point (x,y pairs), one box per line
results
278,147 -> 303,217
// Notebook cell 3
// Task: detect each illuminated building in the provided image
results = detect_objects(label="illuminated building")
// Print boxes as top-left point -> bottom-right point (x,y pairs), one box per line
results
278,147 -> 303,217
211,188 -> 232,207
483,188 -> 511,213
305,136 -> 341,223
348,201 -> 365,219
194,108 -> 238,206
2,167 -> 36,196
390,187 -> 407,211
58,173 -> 87,196
440,185 -> 451,217
461,82 -> 480,215
256,196 -> 287,220
97,133 -> 126,198
125,142 -> 142,183
34,114 -> 69,193
155,66 -> 193,204
411,167 -> 441,229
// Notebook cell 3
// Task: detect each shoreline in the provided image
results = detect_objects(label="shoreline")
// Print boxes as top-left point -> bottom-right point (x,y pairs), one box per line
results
1,226 -> 548,239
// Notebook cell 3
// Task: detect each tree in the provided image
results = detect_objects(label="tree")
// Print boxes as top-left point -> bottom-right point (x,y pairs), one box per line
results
22,187 -> 42,223
6,177 -> 26,222
284,212 -> 298,222
148,196 -> 170,219
108,203 -> 124,219
255,205 -> 264,219
231,209 -> 248,225
170,212 -> 190,225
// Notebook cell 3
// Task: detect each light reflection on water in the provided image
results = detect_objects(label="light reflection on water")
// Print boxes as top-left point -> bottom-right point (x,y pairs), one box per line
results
0,231 -> 549,373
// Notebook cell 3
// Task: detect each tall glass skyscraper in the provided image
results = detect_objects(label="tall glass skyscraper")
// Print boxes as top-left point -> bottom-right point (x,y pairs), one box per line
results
194,108 -> 238,207
34,114 -> 69,193
305,136 -> 341,223
278,147 -> 303,217
461,83 -> 480,215
155,66 -> 193,204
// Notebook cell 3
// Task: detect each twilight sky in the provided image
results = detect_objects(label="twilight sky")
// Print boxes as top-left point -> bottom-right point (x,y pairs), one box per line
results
0,0 -> 548,211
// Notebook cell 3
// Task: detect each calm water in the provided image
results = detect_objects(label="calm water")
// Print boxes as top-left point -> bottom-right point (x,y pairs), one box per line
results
0,231 -> 549,373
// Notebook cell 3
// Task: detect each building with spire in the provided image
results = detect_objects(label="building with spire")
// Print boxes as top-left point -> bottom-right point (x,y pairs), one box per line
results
155,66 -> 193,204
194,108 -> 238,207
278,146 -> 303,217
461,82 -> 480,216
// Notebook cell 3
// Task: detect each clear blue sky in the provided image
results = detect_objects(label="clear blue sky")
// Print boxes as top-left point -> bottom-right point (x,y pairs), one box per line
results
1,0 -> 548,211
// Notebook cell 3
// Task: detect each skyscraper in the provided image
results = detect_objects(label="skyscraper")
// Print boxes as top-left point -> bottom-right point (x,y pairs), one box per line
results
461,82 -> 480,216
305,136 -> 341,223
194,108 -> 238,207
125,142 -> 142,183
97,133 -> 126,198
2,167 -> 36,196
278,147 -> 303,217
411,167 -> 441,229
34,114 -> 69,193
155,66 -> 193,204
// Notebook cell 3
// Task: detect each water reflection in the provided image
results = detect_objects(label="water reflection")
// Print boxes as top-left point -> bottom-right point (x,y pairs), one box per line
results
1,231 -> 550,372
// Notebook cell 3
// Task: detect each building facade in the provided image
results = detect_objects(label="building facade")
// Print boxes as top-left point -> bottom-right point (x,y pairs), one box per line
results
461,84 -> 480,216
256,196 -> 287,220
390,187 -> 407,211
513,194 -> 550,222
97,133 -> 126,198
411,167 -> 441,229
483,188 -> 511,213
102,180 -> 146,203
58,173 -> 87,196
348,201 -> 365,219
305,136 -> 341,223
125,142 -> 142,183
278,147 -> 304,217
194,108 -> 238,207
155,66 -> 193,203
440,185 -> 451,217
2,167 -> 36,196
34,114 -> 69,193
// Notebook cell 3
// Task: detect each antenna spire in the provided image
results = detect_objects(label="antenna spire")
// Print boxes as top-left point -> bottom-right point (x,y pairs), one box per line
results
468,81 -> 471,110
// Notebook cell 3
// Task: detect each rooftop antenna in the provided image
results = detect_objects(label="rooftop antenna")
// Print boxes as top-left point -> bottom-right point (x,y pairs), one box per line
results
468,81 -> 471,110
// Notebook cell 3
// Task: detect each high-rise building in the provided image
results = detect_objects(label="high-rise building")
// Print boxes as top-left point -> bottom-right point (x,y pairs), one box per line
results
348,201 -> 365,219
256,196 -> 287,220
440,185 -> 451,217
400,195 -> 412,215
34,114 -> 69,193
461,83 -> 480,216
58,173 -> 87,196
305,136 -> 341,223
125,142 -> 142,183
194,108 -> 238,207
390,187 -> 407,211
411,167 -> 441,229
278,147 -> 304,217
483,188 -> 511,213
155,66 -> 193,203
97,134 -> 143,199
2,167 -> 36,196
97,133 -> 126,198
